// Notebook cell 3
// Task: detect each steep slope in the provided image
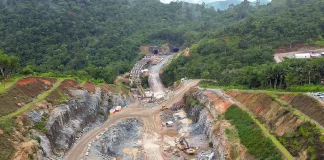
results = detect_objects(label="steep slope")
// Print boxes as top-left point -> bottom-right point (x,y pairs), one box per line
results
227,91 -> 324,159
0,77 -> 133,159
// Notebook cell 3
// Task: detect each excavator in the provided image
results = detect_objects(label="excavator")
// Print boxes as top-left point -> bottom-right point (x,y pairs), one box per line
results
176,137 -> 196,155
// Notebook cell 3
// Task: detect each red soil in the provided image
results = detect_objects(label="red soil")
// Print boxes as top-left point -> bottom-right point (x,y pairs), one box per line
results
203,91 -> 232,114
17,78 -> 37,85
84,82 -> 96,93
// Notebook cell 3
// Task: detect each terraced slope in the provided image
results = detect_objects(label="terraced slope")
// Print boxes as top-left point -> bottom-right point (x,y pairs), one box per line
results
0,77 -> 56,117
279,94 -> 324,127
227,91 -> 324,159
227,91 -> 302,136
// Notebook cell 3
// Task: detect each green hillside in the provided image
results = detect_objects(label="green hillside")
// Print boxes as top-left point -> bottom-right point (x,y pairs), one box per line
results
162,0 -> 324,90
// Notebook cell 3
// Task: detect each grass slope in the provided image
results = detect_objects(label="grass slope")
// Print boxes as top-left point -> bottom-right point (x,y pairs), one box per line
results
225,104 -> 294,160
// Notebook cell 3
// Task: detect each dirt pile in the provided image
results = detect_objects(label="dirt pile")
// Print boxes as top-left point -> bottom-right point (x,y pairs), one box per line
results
279,94 -> 324,126
227,91 -> 302,136
0,77 -> 56,117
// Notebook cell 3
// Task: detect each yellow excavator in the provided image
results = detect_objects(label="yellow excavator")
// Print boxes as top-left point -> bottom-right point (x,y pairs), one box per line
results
177,137 -> 196,155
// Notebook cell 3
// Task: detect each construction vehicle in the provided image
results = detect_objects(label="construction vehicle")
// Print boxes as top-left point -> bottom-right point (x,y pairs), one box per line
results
161,105 -> 166,111
176,137 -> 196,155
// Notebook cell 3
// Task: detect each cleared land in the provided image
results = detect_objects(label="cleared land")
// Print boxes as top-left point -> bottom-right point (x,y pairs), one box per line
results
0,77 -> 56,117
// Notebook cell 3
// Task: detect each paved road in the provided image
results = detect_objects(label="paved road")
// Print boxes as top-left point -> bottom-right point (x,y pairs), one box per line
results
274,48 -> 324,63
149,55 -> 172,99
64,80 -> 199,160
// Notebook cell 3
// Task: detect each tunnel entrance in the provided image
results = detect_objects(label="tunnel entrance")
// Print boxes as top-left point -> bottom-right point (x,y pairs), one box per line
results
172,48 -> 179,52
153,50 -> 159,54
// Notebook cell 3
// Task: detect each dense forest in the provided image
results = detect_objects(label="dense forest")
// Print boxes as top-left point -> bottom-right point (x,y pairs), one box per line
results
0,0 -> 221,83
1,0 -> 324,88
162,0 -> 324,90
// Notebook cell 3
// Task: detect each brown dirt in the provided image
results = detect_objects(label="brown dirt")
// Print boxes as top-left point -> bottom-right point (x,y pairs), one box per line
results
226,91 -> 303,136
84,82 -> 96,93
280,94 -> 324,126
0,129 -> 3,135
0,77 -> 56,117
46,79 -> 80,105
13,141 -> 38,160
203,91 -> 231,114
17,77 -> 37,85
100,84 -> 115,94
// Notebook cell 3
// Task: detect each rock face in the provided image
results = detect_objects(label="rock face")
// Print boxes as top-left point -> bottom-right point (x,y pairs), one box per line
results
86,118 -> 143,160
33,87 -> 131,159
185,90 -> 249,160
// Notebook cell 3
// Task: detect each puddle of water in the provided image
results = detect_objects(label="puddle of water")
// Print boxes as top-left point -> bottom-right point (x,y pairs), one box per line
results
174,109 -> 193,124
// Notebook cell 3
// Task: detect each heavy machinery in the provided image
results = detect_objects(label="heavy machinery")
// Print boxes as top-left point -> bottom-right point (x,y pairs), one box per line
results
176,137 -> 196,155
161,105 -> 166,111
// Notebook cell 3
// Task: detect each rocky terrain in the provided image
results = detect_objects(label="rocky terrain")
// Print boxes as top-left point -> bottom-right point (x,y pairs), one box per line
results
0,78 -> 133,160
183,89 -> 253,160
86,118 -> 143,160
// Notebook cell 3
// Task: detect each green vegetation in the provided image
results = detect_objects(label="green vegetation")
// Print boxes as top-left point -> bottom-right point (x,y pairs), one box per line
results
0,80 -> 62,132
0,51 -> 19,78
162,0 -> 324,90
54,91 -> 69,105
141,76 -> 149,88
34,117 -> 48,133
184,93 -> 205,108
279,122 -> 324,159
288,84 -> 324,92
0,76 -> 23,93
0,133 -> 15,160
225,104 -> 283,160
0,0 -> 229,83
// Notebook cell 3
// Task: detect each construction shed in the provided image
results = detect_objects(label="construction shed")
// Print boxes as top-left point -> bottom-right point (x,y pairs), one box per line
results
294,53 -> 310,59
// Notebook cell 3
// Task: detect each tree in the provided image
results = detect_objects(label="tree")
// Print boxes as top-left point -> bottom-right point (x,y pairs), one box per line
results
0,51 -> 19,78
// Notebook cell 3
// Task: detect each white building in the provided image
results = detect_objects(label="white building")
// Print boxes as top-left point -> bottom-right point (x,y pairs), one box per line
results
294,53 -> 311,59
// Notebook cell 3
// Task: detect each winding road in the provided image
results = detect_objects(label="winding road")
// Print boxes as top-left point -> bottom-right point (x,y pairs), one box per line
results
64,53 -> 199,160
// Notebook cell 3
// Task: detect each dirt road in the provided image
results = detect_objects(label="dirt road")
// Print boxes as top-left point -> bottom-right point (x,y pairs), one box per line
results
64,80 -> 199,160
149,55 -> 172,99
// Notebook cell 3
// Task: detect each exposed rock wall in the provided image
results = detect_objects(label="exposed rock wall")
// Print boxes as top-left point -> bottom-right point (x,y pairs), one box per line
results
31,87 -> 131,159
86,118 -> 143,160
185,90 -> 250,160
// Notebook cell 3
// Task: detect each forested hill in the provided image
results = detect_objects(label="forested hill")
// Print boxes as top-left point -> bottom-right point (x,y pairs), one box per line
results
0,0 -> 224,83
1,0 -> 324,87
162,0 -> 324,90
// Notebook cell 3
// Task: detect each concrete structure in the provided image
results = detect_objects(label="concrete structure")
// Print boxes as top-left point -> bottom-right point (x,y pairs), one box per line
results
294,53 -> 311,59
311,53 -> 321,58
321,52 -> 324,57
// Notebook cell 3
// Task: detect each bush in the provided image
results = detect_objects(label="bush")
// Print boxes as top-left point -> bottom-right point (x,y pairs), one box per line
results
0,118 -> 16,134
225,104 -> 281,159
34,117 -> 47,133
22,65 -> 34,75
